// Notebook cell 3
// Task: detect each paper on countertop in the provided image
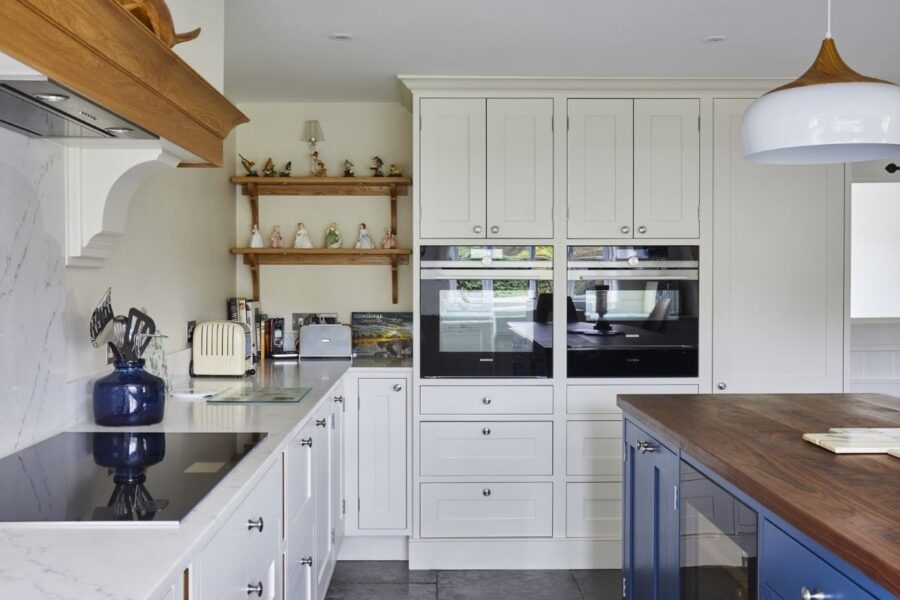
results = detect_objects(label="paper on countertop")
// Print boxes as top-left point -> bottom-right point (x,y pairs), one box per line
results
803,428 -> 900,454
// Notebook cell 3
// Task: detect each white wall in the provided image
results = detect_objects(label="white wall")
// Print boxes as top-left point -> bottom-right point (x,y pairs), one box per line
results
850,182 -> 900,318
170,0 -> 225,92
234,102 -> 413,323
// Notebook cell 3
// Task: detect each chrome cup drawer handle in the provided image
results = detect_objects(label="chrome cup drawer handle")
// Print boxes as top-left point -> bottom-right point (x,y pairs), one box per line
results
300,556 -> 313,567
801,588 -> 827,600
247,517 -> 264,532
245,582 -> 263,596
481,396 -> 491,405
482,427 -> 492,436
482,488 -> 491,497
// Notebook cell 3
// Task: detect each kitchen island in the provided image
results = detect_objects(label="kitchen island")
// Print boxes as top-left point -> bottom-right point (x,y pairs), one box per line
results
618,393 -> 900,599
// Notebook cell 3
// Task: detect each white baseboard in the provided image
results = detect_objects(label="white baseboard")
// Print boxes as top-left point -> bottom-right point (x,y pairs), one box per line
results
408,538 -> 621,570
339,536 -> 409,561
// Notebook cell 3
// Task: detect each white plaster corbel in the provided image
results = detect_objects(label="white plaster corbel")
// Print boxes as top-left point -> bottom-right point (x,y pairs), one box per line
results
64,140 -> 194,267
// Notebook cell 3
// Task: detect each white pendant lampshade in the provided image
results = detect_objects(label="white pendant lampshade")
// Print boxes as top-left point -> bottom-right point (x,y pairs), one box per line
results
742,4 -> 900,165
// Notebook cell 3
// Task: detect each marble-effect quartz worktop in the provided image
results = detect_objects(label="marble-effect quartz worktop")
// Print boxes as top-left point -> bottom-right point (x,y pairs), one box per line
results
0,359 -> 352,600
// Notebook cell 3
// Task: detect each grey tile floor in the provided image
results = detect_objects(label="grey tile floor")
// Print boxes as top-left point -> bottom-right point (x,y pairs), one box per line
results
326,561 -> 622,600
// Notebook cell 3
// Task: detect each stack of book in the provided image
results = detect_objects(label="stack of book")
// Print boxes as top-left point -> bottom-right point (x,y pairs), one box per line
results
226,298 -> 298,360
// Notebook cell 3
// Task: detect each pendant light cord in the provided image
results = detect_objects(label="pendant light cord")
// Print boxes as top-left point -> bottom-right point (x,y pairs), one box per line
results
826,0 -> 832,38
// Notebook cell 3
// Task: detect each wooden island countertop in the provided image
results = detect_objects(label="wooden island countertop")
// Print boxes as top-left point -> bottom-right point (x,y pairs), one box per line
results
617,393 -> 900,597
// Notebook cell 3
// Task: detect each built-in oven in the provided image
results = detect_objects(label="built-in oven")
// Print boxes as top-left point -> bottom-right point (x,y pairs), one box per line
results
567,245 -> 699,378
420,245 -> 553,378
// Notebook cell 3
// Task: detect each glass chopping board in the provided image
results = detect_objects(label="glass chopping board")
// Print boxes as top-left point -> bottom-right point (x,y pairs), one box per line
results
207,386 -> 312,404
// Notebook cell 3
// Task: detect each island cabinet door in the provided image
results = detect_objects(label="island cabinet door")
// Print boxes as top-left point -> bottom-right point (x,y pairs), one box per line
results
712,98 -> 845,394
623,420 -> 679,600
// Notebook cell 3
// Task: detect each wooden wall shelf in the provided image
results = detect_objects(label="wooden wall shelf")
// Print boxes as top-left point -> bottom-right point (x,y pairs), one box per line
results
0,0 -> 247,166
232,177 -> 413,303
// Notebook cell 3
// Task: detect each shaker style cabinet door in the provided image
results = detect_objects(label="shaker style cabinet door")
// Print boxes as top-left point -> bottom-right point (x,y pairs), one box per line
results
633,99 -> 700,238
623,420 -> 679,600
419,98 -> 487,238
712,99 -> 844,394
486,98 -> 554,238
567,99 -> 634,238
357,378 -> 407,530
313,402 -> 334,600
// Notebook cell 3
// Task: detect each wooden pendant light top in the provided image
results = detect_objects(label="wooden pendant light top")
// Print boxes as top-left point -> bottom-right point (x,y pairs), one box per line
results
769,38 -> 890,94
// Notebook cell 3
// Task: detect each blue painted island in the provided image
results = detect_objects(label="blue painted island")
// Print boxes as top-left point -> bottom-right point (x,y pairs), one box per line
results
618,393 -> 899,600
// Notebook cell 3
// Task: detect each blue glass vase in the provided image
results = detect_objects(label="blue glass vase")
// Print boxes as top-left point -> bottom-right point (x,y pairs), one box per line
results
92,360 -> 165,426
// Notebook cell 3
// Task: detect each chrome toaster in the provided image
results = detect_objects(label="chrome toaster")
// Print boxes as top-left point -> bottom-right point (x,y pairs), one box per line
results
191,321 -> 255,377
299,324 -> 352,359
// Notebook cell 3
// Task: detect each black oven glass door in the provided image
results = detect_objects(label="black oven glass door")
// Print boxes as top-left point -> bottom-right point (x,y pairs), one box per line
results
420,273 -> 553,378
567,247 -> 699,377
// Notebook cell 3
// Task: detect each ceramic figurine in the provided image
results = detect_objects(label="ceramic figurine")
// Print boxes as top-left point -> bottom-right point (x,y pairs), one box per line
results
239,154 -> 258,177
270,225 -> 284,248
381,227 -> 397,249
279,161 -> 292,177
354,223 -> 375,249
324,223 -> 343,249
370,156 -> 384,177
293,222 -> 314,248
261,157 -> 277,177
388,163 -> 403,177
249,224 -> 264,248
311,151 -> 327,177
343,159 -> 355,177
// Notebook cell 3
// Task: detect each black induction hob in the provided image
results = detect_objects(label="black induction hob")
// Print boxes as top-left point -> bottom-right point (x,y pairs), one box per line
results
0,431 -> 267,525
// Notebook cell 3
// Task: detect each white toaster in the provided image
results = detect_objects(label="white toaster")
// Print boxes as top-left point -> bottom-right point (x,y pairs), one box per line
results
191,321 -> 255,377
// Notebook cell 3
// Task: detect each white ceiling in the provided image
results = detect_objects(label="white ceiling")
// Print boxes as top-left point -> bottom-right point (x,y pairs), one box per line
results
224,0 -> 900,103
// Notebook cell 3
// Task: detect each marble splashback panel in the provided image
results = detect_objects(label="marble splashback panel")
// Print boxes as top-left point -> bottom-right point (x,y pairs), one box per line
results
0,128 -> 69,457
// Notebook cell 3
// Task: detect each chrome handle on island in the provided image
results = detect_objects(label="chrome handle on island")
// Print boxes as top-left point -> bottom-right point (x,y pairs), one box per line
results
801,587 -> 827,600
245,582 -> 263,597
637,441 -> 658,454
246,517 -> 264,532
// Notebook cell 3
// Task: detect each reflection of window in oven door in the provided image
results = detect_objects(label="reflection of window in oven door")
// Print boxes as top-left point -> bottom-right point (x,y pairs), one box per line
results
437,287 -> 535,353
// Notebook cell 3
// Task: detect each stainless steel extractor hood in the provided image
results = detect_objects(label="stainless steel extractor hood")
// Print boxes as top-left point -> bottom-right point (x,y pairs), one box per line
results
0,78 -> 155,140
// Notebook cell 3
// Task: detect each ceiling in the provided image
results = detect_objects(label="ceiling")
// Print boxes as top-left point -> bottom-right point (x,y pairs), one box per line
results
224,0 -> 900,103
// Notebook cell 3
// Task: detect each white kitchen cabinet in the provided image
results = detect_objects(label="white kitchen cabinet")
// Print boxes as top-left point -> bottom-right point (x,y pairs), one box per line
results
420,482 -> 553,538
566,482 -> 621,538
330,387 -> 345,566
633,99 -> 700,238
566,421 -> 622,477
420,420 -> 553,476
419,98 -> 487,238
312,401 -> 334,600
567,99 -> 634,238
420,385 -> 553,415
285,421 -> 316,600
358,378 -> 407,530
712,99 -> 845,393
486,98 -> 554,238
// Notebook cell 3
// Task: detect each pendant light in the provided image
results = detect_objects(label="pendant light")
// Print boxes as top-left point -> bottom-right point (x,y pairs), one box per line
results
741,0 -> 900,164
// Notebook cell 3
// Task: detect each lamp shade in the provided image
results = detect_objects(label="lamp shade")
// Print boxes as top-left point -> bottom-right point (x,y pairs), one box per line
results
742,81 -> 900,164
301,120 -> 324,143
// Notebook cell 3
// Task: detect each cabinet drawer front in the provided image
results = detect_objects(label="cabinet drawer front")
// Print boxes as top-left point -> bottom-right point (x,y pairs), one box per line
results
220,531 -> 279,600
566,421 -> 622,476
420,385 -> 553,415
762,521 -> 875,600
200,461 -> 281,599
420,421 -> 553,476
567,384 -> 699,416
286,422 -> 315,543
566,482 -> 621,538
420,482 -> 553,538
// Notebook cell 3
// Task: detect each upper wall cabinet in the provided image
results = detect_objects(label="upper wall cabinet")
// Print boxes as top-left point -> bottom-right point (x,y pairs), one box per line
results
420,99 -> 487,238
419,98 -> 554,239
712,99 -> 844,394
567,99 -> 634,238
567,99 -> 700,239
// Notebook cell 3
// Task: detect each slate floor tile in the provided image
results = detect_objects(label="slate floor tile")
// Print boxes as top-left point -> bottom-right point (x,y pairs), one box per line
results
571,569 -> 622,599
332,560 -> 437,584
437,570 -> 583,600
325,582 -> 437,600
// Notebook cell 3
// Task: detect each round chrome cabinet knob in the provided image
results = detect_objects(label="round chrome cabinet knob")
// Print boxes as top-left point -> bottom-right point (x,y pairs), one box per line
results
620,225 -> 631,234
717,382 -> 727,391
637,225 -> 648,234
393,384 -> 403,392
490,225 -> 500,234
482,427 -> 492,436
627,256 -> 640,267
482,488 -> 492,497
481,396 -> 492,405
481,256 -> 493,266
473,225 -> 483,234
